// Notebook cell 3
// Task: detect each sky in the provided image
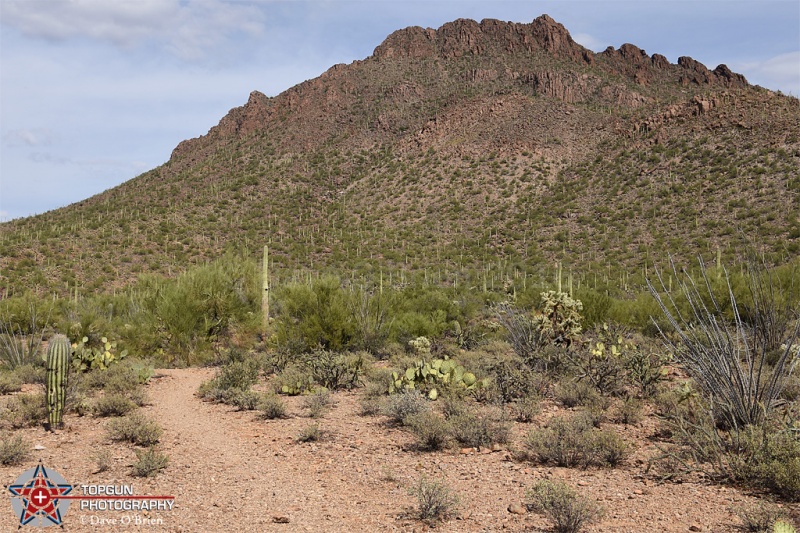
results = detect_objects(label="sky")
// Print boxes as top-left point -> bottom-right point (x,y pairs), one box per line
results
1,1 -> 798,222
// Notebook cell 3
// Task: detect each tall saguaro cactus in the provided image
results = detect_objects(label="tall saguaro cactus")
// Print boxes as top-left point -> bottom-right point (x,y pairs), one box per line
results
262,245 -> 270,335
46,334 -> 71,430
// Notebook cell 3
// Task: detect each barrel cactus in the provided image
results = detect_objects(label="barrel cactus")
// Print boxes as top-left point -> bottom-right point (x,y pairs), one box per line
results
46,334 -> 71,430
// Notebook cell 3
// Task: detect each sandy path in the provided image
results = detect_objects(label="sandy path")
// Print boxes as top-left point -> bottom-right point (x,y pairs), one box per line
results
3,368 -> 795,532
127,369 -> 425,532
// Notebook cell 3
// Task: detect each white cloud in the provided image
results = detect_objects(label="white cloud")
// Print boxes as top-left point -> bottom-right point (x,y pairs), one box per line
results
28,151 -> 149,173
0,0 -> 266,61
572,32 -> 607,53
2,128 -> 57,147
734,51 -> 800,95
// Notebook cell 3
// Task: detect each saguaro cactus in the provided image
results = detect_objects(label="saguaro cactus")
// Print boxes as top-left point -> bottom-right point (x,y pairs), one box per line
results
262,245 -> 270,335
46,334 -> 71,430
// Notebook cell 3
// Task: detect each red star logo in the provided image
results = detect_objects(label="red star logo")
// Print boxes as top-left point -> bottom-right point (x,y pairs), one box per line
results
8,464 -> 72,527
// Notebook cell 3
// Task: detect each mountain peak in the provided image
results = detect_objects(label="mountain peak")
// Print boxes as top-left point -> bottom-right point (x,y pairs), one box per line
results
373,14 -> 592,64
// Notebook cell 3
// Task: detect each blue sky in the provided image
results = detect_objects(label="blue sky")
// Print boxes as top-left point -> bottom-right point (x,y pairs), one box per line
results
1,1 -> 798,222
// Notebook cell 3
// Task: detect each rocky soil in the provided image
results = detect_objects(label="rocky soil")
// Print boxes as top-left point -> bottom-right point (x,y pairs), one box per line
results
2,368 -> 797,532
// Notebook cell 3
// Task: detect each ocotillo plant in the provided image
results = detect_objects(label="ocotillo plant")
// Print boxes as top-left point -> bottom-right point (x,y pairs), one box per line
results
46,334 -> 71,430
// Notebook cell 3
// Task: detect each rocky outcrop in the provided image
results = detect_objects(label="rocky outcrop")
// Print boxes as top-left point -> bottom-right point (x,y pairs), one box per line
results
169,14 -> 751,166
170,91 -> 273,162
373,14 -> 593,65
677,57 -> 747,88
598,46 -> 748,90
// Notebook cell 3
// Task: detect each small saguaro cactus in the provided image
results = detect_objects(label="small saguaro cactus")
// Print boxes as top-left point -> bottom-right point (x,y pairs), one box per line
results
46,334 -> 71,430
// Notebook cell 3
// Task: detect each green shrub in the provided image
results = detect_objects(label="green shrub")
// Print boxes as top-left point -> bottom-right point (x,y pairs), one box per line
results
4,392 -> 47,428
132,447 -> 169,477
303,389 -> 333,418
92,449 -> 112,473
733,427 -> 800,502
449,408 -> 510,448
554,380 -> 599,408
405,411 -> 451,451
107,413 -> 162,447
488,359 -> 546,403
358,381 -> 386,416
566,326 -> 627,395
304,350 -> 364,390
439,396 -> 468,420
196,382 -> 226,403
575,288 -> 611,329
733,502 -> 792,532
0,373 -> 23,394
409,475 -> 459,523
514,394 -> 541,423
274,276 -> 355,353
258,394 -> 287,420
214,358 -> 260,392
94,393 -> 137,417
296,423 -> 322,442
228,389 -> 261,411
272,363 -> 315,396
127,388 -> 148,407
524,414 -> 628,468
623,346 -> 670,398
526,479 -> 603,533
130,254 -> 259,363
0,433 -> 31,465
588,429 -> 629,467
12,364 -> 46,385
614,397 -> 644,425
349,289 -> 392,354
380,390 -> 428,425
86,360 -> 151,394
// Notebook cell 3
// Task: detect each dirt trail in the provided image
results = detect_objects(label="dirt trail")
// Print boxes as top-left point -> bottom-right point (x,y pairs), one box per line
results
2,368 -> 787,532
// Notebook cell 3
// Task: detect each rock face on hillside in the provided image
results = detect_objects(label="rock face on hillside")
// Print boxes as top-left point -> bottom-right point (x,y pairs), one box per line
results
373,15 -> 593,64
169,14 -> 749,166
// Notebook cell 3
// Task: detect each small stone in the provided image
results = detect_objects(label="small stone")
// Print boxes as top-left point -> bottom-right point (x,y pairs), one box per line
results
507,503 -> 526,515
689,525 -> 702,532
33,444 -> 46,451
272,516 -> 290,524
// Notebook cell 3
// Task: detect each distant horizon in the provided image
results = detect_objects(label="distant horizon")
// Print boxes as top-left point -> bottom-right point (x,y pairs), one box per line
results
2,1 -> 798,222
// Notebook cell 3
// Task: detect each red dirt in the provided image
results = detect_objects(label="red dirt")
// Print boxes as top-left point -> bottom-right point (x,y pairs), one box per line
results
1,368 -> 796,532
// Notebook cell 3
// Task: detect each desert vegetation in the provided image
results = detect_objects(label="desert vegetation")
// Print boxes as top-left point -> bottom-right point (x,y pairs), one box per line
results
0,251 -> 797,530
1,14 -> 798,531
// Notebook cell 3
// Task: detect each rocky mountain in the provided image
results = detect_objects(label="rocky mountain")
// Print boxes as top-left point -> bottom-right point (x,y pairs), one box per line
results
1,15 -> 798,297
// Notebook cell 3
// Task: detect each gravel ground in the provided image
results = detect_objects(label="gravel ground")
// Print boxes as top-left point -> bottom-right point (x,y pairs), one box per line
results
2,368 -> 796,532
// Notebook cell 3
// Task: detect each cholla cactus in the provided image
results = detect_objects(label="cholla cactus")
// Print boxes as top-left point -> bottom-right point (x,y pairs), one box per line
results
532,291 -> 583,348
409,336 -> 432,356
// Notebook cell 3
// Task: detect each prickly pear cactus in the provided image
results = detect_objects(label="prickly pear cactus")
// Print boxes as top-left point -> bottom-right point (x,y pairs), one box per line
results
46,334 -> 71,430
774,520 -> 797,533
389,358 -> 489,399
